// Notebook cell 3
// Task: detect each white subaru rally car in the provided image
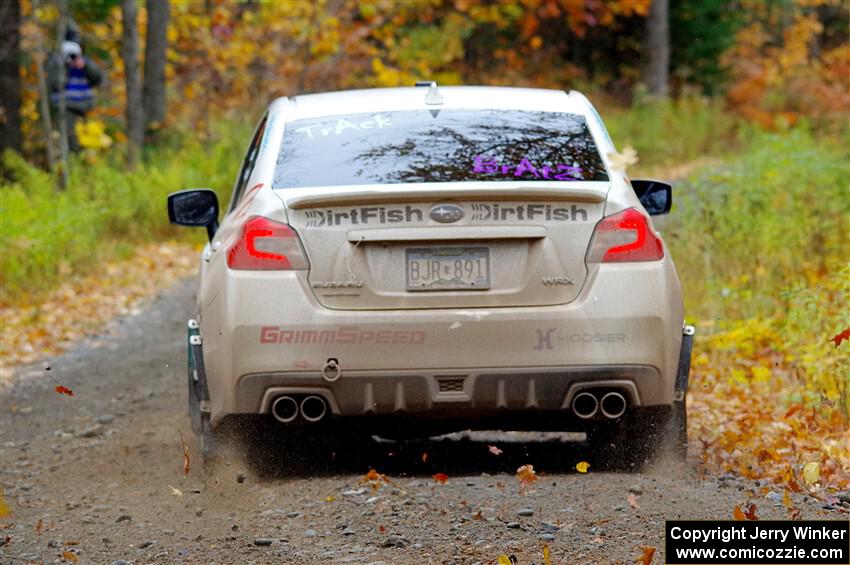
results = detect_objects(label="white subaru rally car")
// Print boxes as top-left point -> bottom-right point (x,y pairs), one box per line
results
168,84 -> 694,466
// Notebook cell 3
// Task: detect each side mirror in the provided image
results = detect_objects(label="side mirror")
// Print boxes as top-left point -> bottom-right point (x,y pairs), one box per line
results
631,179 -> 672,215
167,189 -> 219,240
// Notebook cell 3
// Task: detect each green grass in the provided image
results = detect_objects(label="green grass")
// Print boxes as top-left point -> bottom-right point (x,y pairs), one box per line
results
659,127 -> 849,322
603,96 -> 742,168
0,124 -> 249,303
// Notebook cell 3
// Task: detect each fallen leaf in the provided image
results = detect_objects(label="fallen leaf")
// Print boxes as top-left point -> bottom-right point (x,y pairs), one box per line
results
169,486 -> 183,497
744,503 -> 758,520
516,464 -> 538,486
575,461 -> 590,473
472,510 -> 483,520
733,505 -> 746,520
802,461 -> 820,485
488,445 -> 503,456
63,540 -> 80,546
432,473 -> 449,484
379,524 -> 385,533
0,490 -> 9,518
627,493 -> 640,509
325,495 -> 335,502
788,507 -> 803,520
635,546 -> 656,565
0,536 -> 10,547
608,146 -> 639,172
55,385 -> 74,396
820,394 -> 836,409
829,327 -> 850,347
178,430 -> 190,476
2,243 -> 199,374
543,544 -> 551,565
35,518 -> 43,534
360,468 -> 390,490
62,551 -> 78,562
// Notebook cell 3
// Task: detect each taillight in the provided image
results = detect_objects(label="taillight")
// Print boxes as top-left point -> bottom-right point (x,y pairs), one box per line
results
586,207 -> 664,263
226,216 -> 308,270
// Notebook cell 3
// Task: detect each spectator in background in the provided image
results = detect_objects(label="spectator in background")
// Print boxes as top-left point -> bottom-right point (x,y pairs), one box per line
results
46,40 -> 104,152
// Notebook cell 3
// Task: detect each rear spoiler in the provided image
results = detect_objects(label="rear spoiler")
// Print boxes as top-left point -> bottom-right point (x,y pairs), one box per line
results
283,183 -> 609,209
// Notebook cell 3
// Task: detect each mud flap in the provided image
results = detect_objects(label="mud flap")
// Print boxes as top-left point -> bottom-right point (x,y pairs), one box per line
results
669,325 -> 695,455
675,325 -> 695,398
187,319 -> 211,436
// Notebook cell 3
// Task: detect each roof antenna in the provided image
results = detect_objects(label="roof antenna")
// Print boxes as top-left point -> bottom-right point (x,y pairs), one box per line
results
423,81 -> 443,105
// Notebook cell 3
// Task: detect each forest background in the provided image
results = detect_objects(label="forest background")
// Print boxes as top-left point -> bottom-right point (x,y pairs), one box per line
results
0,0 -> 848,500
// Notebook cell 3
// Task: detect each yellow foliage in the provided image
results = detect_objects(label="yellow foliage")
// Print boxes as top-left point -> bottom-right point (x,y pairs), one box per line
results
724,6 -> 848,128
802,461 -> 820,485
75,119 -> 113,151
691,266 -> 850,493
0,488 -> 10,517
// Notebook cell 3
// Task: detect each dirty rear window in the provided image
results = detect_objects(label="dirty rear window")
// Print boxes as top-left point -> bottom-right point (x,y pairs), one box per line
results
274,109 -> 609,188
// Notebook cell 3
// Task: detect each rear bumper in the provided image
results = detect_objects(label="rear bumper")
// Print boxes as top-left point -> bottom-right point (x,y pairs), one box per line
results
200,258 -> 684,426
238,365 -> 657,415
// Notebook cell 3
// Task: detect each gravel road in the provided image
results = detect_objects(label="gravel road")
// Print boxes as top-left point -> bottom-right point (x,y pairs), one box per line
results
1,278 -> 841,564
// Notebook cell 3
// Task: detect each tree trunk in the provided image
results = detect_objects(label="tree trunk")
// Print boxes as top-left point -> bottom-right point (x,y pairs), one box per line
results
0,0 -> 23,153
32,0 -> 56,171
644,0 -> 670,98
55,0 -> 69,188
143,0 -> 168,131
121,0 -> 144,168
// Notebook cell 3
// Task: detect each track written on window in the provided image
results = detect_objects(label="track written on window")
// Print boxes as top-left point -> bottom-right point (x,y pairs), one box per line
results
275,110 -> 609,188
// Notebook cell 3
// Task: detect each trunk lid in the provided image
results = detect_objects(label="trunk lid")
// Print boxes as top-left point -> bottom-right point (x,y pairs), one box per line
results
285,185 -> 607,310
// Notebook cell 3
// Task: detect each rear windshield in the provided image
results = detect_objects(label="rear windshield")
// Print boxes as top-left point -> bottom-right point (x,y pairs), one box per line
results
274,109 -> 608,188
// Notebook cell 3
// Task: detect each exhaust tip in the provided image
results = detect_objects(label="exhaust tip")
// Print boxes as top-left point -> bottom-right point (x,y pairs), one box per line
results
600,391 -> 627,419
271,395 -> 299,423
572,391 -> 599,419
300,395 -> 328,423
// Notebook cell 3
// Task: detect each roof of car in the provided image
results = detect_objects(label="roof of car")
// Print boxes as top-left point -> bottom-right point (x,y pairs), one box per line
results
275,86 -> 586,122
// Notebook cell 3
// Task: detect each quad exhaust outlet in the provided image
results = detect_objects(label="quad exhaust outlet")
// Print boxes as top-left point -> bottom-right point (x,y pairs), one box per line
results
599,392 -> 627,419
571,390 -> 629,420
271,394 -> 329,423
271,395 -> 299,423
300,395 -> 328,422
571,391 -> 599,419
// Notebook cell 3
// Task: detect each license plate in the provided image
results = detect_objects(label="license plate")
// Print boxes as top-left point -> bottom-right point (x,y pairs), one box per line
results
406,247 -> 490,291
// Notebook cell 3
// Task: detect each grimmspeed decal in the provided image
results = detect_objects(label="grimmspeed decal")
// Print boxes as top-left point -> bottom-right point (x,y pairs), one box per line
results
303,203 -> 590,227
260,326 -> 426,345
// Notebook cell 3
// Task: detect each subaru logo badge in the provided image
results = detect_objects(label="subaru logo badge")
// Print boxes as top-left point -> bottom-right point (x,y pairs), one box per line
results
429,203 -> 464,223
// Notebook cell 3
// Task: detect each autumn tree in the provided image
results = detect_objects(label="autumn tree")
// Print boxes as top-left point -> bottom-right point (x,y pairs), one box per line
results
644,0 -> 670,97
143,0 -> 168,132
0,0 -> 22,153
121,0 -> 143,167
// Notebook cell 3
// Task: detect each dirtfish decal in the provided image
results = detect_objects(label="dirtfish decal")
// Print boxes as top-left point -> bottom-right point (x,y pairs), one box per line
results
470,203 -> 587,222
304,203 -> 589,227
